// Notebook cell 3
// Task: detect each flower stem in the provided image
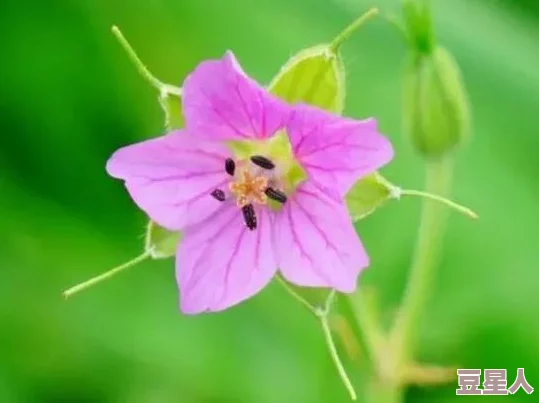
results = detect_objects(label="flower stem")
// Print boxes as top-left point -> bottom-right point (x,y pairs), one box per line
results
111,26 -> 181,96
330,7 -> 379,52
278,283 -> 357,400
320,312 -> 357,401
275,275 -> 318,315
367,378 -> 403,403
63,251 -> 151,299
400,188 -> 478,219
346,290 -> 382,368
111,26 -> 163,90
393,156 -> 454,369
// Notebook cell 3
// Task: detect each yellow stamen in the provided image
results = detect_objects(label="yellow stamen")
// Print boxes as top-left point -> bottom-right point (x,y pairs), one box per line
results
229,171 -> 268,207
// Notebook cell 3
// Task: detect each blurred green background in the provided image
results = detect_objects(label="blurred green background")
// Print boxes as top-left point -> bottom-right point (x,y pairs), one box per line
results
1,0 -> 538,402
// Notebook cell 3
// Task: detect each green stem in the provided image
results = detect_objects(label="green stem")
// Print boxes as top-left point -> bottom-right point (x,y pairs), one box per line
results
63,251 -> 150,299
393,156 -> 454,368
275,275 -> 318,315
278,283 -> 357,400
111,26 -> 181,96
320,310 -> 357,401
330,7 -> 379,52
319,292 -> 357,400
112,26 -> 163,90
400,188 -> 477,219
367,378 -> 404,403
342,291 -> 382,369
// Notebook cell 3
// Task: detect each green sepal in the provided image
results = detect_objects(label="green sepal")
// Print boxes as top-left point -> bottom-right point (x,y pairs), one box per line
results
266,31 -> 398,224
144,86 -> 184,259
268,45 -> 345,113
346,173 -> 393,221
144,220 -> 182,259
159,86 -> 184,131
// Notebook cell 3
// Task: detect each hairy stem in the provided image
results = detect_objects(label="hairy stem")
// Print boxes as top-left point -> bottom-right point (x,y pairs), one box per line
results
111,26 -> 181,96
319,292 -> 357,400
400,188 -> 477,219
275,275 -> 318,315
278,282 -> 358,400
330,8 -> 379,52
320,314 -> 357,401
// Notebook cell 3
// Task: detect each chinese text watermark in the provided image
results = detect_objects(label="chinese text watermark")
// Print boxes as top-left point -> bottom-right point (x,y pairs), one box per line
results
457,368 -> 534,395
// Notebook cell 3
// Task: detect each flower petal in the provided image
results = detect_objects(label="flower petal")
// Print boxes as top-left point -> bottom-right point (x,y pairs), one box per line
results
106,130 -> 230,231
286,104 -> 394,196
183,51 -> 289,141
176,204 -> 277,314
274,181 -> 369,292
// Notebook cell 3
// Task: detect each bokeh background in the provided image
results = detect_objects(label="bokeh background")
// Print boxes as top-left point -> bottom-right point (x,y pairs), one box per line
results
1,0 -> 538,402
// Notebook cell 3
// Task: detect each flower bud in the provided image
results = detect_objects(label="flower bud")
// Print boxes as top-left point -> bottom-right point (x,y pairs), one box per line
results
402,46 -> 471,157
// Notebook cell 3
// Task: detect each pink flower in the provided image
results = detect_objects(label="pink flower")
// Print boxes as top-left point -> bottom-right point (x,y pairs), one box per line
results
106,51 -> 393,314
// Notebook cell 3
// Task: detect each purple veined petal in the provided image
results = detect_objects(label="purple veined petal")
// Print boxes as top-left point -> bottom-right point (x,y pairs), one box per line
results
176,204 -> 277,314
106,130 -> 231,231
182,51 -> 289,141
286,104 -> 394,196
274,180 -> 369,292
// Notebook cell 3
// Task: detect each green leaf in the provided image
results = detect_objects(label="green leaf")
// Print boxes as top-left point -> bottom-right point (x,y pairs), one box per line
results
144,220 -> 182,259
159,87 -> 184,130
345,173 -> 393,221
268,45 -> 345,113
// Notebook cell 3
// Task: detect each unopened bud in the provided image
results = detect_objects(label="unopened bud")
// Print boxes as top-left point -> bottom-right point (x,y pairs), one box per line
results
402,46 -> 471,157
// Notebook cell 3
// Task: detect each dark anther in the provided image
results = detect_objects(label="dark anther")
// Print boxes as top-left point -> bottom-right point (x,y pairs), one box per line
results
264,187 -> 287,204
211,189 -> 226,202
250,155 -> 275,170
225,158 -> 236,176
241,204 -> 257,230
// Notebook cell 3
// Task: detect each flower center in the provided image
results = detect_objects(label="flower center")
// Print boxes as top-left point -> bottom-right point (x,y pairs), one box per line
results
210,155 -> 289,231
229,170 -> 268,207
227,130 -> 307,190
210,132 -> 307,231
